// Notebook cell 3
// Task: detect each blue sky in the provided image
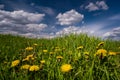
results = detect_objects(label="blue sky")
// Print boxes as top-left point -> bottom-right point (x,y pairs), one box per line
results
0,0 -> 120,40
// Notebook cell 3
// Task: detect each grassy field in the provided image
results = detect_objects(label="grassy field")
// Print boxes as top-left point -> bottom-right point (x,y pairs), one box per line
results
0,34 -> 120,80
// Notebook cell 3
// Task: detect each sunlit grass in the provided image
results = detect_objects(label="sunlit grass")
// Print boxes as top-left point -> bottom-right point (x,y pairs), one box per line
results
0,34 -> 120,80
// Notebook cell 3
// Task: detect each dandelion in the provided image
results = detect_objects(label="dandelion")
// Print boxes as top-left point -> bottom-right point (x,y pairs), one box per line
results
56,55 -> 63,59
25,47 -> 33,51
119,47 -> 120,49
49,52 -> 54,55
11,60 -> 20,67
40,60 -> 45,64
96,46 -> 99,50
54,48 -> 61,52
84,52 -> 89,56
20,64 -> 30,70
95,49 -> 107,59
60,64 -> 72,72
98,42 -> 104,46
43,50 -> 48,53
27,54 -> 34,58
22,54 -> 34,61
33,43 -> 38,46
84,52 -> 89,59
22,57 -> 29,61
109,51 -> 116,56
77,46 -> 83,50
29,65 -> 40,71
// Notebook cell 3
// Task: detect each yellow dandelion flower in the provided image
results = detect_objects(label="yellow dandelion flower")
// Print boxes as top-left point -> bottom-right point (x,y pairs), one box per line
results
56,55 -> 63,59
96,49 -> 107,56
54,48 -> 61,52
22,57 -> 29,61
109,51 -> 116,56
85,56 -> 89,59
11,60 -> 20,67
84,52 -> 89,55
49,52 -> 54,55
84,52 -> 89,59
40,60 -> 45,64
119,47 -> 120,49
22,54 -> 34,61
29,65 -> 40,71
43,50 -> 48,53
20,64 -> 30,70
77,46 -> 83,50
96,46 -> 99,50
31,57 -> 35,60
98,42 -> 104,46
33,43 -> 38,46
27,54 -> 34,58
95,49 -> 107,59
60,64 -> 72,72
25,47 -> 33,51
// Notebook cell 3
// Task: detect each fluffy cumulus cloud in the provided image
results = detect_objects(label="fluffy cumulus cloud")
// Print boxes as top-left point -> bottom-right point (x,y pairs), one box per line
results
55,26 -> 95,36
56,9 -> 84,26
103,27 -> 120,40
84,1 -> 109,11
36,6 -> 55,16
0,10 -> 48,38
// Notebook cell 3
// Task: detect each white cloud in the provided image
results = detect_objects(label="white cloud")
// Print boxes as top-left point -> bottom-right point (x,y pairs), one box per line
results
26,23 -> 47,32
0,4 -> 4,9
103,27 -> 120,40
56,26 -> 81,35
0,10 -> 48,38
56,9 -> 84,26
85,3 -> 99,11
84,1 -> 109,12
55,26 -> 95,37
96,1 -> 108,10
35,6 -> 55,15
0,10 -> 45,23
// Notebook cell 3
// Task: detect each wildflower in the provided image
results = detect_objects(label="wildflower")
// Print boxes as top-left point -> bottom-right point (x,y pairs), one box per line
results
27,54 -> 34,58
20,64 -> 30,70
95,49 -> 107,59
11,60 -> 20,67
49,52 -> 54,55
29,65 -> 40,71
60,64 -> 72,72
98,42 -> 104,46
56,55 -> 63,59
40,60 -> 45,64
96,46 -> 99,50
84,52 -> 89,59
25,47 -> 33,51
43,50 -> 48,53
109,51 -> 116,56
84,52 -> 89,56
55,47 -> 60,49
119,47 -> 120,49
22,54 -> 34,61
77,46 -> 83,50
22,57 -> 29,61
33,43 -> 38,46
54,48 -> 61,52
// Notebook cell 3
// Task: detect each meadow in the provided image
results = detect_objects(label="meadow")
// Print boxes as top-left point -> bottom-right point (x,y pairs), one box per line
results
0,34 -> 120,80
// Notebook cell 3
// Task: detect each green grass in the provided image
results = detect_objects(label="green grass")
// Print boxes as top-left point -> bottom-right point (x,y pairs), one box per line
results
0,34 -> 120,80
